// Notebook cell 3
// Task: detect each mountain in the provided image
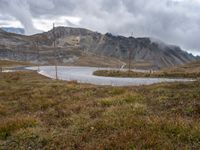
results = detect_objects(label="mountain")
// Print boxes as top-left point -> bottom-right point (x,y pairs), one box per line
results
0,26 -> 198,69
1,27 -> 25,35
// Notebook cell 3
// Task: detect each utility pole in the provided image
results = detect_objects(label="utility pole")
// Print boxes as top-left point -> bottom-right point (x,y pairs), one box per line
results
128,32 -> 134,75
33,40 -> 40,72
36,39 -> 40,72
128,49 -> 131,74
53,23 -> 58,80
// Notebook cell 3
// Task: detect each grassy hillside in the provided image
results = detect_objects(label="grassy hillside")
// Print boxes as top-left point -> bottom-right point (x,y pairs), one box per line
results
0,61 -> 200,149
0,60 -> 32,67
94,61 -> 200,78
71,54 -> 124,68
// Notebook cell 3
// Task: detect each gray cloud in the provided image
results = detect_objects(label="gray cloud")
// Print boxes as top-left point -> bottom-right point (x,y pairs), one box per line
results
0,0 -> 40,34
0,0 -> 200,55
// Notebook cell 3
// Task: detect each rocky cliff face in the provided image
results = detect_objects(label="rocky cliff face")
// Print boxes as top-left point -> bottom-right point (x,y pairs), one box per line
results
0,27 -> 198,69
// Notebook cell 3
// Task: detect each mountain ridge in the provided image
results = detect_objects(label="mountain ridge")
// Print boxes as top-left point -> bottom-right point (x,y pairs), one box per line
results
0,26 -> 198,69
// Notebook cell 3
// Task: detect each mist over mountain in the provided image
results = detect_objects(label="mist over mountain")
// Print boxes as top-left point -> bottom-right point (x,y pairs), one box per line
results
1,27 -> 25,35
0,26 -> 198,69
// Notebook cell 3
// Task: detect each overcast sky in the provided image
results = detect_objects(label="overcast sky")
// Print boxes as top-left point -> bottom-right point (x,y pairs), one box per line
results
0,0 -> 200,56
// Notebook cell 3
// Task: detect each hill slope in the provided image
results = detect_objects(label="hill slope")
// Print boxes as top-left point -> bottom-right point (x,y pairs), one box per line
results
0,27 -> 198,69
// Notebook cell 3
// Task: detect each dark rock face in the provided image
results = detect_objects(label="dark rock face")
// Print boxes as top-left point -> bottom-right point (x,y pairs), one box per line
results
0,26 -> 197,68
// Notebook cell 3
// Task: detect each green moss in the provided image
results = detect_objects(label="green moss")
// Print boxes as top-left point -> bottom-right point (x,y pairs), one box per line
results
99,93 -> 144,107
108,88 -> 126,96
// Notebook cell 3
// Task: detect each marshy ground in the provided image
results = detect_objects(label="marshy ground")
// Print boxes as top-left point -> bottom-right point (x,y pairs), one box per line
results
0,60 -> 200,149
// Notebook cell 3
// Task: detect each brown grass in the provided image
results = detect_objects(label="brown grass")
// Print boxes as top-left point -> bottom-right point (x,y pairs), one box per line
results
94,61 -> 200,78
94,69 -> 200,78
73,54 -> 124,68
0,61 -> 200,149
0,60 -> 32,67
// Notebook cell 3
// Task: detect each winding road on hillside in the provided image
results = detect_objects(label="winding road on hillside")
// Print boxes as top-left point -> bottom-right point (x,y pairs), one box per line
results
26,66 -> 193,86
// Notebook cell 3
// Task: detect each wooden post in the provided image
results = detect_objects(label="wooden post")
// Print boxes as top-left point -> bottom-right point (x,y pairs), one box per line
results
128,32 -> 134,76
53,23 -> 58,80
128,49 -> 132,74
36,39 -> 40,72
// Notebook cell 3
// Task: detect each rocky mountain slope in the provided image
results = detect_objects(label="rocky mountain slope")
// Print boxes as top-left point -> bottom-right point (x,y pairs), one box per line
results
0,27 -> 198,69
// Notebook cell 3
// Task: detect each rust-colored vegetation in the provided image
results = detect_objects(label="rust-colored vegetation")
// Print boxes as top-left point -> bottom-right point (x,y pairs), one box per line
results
94,61 -> 200,78
0,61 -> 200,149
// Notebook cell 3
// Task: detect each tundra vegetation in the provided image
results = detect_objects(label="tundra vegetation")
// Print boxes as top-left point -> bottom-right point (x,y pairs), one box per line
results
94,61 -> 200,78
0,60 -> 200,149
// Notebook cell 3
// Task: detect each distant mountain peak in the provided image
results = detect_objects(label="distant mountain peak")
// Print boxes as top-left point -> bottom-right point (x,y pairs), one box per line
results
1,27 -> 25,35
0,28 -> 5,32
